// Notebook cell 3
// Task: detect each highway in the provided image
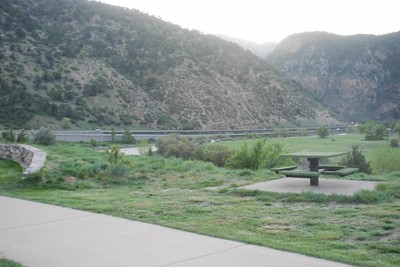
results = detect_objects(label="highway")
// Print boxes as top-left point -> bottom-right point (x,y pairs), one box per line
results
11,126 -> 347,143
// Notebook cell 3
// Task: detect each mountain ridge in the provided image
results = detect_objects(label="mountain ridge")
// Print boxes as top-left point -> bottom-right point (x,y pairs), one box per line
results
0,0 -> 340,129
267,31 -> 400,121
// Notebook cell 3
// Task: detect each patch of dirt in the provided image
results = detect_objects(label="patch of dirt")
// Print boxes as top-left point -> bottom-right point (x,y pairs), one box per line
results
262,225 -> 294,233
380,230 -> 400,241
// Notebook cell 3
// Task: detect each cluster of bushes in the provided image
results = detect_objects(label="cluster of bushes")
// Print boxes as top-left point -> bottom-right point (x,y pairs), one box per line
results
225,140 -> 292,170
156,134 -> 291,170
359,121 -> 388,140
156,134 -> 197,160
2,129 -> 27,143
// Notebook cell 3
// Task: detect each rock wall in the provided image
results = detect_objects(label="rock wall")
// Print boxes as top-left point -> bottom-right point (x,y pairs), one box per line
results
0,144 -> 47,177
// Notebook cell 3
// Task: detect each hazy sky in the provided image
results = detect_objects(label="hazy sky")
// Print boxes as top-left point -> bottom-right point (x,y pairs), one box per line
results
97,0 -> 399,43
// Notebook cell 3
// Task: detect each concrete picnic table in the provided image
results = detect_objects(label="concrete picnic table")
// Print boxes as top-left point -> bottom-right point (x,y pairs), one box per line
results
281,152 -> 346,186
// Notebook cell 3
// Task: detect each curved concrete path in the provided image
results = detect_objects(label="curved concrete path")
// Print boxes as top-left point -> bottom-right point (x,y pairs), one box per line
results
0,196 -> 352,267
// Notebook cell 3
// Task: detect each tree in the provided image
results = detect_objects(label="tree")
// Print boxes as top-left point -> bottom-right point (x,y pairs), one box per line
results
316,125 -> 329,138
339,146 -> 372,174
374,124 -> 388,140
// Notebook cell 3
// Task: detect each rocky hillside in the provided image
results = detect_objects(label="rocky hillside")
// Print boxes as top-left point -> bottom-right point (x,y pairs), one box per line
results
267,32 -> 400,121
0,0 -> 340,130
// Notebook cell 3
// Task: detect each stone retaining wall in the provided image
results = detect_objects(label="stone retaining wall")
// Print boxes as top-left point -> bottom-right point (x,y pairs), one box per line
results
0,144 -> 47,177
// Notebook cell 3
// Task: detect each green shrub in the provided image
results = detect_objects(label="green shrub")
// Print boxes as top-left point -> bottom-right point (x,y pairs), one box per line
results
156,134 -> 195,160
316,125 -> 329,138
61,117 -> 72,129
226,139 -> 291,170
61,160 -> 108,179
90,139 -> 98,147
371,146 -> 400,174
226,141 -> 252,169
339,145 -> 372,174
34,128 -> 56,145
105,144 -> 124,167
202,143 -> 234,167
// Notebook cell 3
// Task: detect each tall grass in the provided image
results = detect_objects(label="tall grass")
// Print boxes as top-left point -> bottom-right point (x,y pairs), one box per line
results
371,146 -> 400,174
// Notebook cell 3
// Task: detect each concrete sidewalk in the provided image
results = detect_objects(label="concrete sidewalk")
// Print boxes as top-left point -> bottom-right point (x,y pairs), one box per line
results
0,196 -> 352,267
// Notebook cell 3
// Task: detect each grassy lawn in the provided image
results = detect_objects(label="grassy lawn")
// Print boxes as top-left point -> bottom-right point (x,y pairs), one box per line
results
0,159 -> 23,186
223,134 -> 388,159
1,135 -> 399,267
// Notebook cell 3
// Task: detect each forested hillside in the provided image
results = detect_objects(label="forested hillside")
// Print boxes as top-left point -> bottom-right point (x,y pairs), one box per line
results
268,31 -> 400,121
0,0 -> 339,129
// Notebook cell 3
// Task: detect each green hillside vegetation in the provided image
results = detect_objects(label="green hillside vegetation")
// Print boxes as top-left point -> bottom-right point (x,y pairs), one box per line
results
267,31 -> 400,122
0,0 -> 339,130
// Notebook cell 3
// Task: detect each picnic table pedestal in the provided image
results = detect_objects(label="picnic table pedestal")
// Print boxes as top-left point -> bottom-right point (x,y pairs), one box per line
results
308,158 -> 319,185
